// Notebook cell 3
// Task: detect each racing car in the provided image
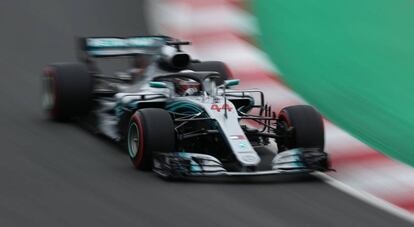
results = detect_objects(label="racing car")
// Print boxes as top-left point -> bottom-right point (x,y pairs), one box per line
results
42,36 -> 329,178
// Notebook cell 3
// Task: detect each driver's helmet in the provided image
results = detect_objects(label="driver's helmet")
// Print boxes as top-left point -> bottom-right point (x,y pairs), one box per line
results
174,78 -> 201,96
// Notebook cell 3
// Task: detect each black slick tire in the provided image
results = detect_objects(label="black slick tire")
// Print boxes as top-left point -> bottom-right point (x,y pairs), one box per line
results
42,63 -> 92,121
128,108 -> 175,170
277,105 -> 324,152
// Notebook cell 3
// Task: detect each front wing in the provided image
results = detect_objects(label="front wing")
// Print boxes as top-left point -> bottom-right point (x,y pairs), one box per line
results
152,148 -> 330,178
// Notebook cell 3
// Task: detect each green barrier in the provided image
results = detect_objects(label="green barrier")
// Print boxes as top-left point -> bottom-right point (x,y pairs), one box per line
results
254,0 -> 414,166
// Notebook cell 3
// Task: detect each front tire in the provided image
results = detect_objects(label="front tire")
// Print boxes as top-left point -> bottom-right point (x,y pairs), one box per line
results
128,108 -> 176,170
277,105 -> 324,152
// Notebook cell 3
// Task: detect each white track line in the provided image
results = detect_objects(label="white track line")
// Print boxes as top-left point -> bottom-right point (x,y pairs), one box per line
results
315,172 -> 414,224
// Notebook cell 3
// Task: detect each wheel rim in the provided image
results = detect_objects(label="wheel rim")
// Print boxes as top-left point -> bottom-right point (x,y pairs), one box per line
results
277,113 -> 292,152
278,120 -> 290,151
42,74 -> 55,111
128,122 -> 140,158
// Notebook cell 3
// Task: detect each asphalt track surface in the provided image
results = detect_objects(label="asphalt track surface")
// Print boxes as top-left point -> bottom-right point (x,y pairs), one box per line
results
0,1 -> 411,226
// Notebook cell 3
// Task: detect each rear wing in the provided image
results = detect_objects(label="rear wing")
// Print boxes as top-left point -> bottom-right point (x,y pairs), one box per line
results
78,36 -> 168,57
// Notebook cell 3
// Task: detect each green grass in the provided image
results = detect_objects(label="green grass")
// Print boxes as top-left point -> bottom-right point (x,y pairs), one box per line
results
254,0 -> 414,166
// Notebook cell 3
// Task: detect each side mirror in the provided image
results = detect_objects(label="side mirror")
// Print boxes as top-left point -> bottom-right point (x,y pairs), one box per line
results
224,79 -> 240,88
149,81 -> 168,88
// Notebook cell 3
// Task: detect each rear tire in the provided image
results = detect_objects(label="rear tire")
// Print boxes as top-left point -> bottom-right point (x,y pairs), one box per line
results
42,63 -> 92,121
128,108 -> 176,170
189,61 -> 232,85
277,105 -> 324,152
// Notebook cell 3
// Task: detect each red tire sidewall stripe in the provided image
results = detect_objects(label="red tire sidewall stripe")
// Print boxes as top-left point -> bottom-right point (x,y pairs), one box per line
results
43,67 -> 59,118
131,114 -> 145,167
278,110 -> 291,127
278,110 -> 293,149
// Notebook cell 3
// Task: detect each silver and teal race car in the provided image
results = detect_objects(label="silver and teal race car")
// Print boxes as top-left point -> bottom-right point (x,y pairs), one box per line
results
42,36 -> 329,179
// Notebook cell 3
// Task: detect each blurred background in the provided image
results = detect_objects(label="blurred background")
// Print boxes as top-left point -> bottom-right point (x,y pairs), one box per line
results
0,0 -> 413,225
